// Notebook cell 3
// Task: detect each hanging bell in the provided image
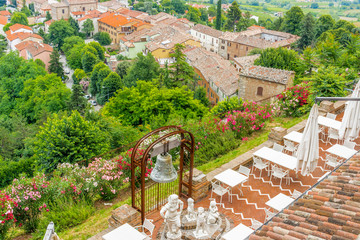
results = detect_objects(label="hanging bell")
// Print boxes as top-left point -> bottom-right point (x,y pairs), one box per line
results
150,152 -> 177,183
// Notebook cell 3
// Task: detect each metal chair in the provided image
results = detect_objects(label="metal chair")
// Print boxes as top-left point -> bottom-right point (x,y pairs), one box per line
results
273,143 -> 284,152
134,218 -> 155,240
252,156 -> 269,177
344,140 -> 356,150
324,154 -> 339,169
327,128 -> 339,144
318,126 -> 325,140
326,113 -> 337,120
284,139 -> 297,155
250,219 -> 263,230
291,189 -> 302,199
270,164 -> 290,185
264,208 -> 276,222
210,180 -> 230,204
237,165 -> 250,195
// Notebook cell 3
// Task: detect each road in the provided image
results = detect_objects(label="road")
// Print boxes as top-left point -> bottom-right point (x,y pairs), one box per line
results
60,53 -> 102,111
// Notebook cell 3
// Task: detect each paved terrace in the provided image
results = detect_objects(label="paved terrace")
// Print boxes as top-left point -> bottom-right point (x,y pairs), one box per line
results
146,104 -> 360,239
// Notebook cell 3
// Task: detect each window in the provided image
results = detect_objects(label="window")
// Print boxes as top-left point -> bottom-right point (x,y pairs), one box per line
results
246,47 -> 248,51
221,46 -> 224,50
216,40 -> 218,44
62,9 -> 64,13
222,40 -> 225,44
236,44 -> 238,49
257,87 -> 263,96
83,7 -> 85,11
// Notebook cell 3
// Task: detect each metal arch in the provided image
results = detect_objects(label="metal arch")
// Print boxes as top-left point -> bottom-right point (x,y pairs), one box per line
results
130,126 -> 195,223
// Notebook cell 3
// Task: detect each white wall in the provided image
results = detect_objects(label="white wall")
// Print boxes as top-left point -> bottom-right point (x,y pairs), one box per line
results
190,29 -> 219,53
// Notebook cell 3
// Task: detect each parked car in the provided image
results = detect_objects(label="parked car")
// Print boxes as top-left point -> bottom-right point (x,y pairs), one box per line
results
84,95 -> 90,99
89,100 -> 97,106
64,68 -> 70,74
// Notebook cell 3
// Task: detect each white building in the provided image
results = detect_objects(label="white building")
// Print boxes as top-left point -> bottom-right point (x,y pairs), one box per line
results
190,24 -> 223,54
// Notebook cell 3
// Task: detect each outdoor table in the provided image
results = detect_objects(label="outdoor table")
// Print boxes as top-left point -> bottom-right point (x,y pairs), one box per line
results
326,144 -> 357,159
284,131 -> 303,144
214,169 -> 248,203
253,147 -> 298,170
265,193 -> 295,212
221,223 -> 254,240
102,223 -> 146,240
318,116 -> 341,130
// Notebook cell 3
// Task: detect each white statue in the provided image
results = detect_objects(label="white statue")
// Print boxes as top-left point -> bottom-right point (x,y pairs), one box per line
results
195,207 -> 208,237
207,200 -> 220,224
185,198 -> 196,221
160,194 -> 183,239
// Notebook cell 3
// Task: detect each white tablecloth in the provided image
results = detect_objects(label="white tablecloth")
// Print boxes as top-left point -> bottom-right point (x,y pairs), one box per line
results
326,144 -> 357,159
222,223 -> 254,240
284,131 -> 303,144
318,116 -> 341,130
265,193 -> 295,211
253,147 -> 298,170
214,169 -> 248,188
102,223 -> 146,240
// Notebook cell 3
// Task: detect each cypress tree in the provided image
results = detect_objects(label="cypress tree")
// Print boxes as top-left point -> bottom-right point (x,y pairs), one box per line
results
215,0 -> 222,30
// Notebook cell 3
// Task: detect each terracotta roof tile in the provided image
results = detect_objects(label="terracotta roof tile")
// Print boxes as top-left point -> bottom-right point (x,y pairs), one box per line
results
192,23 -> 223,38
71,11 -> 84,15
0,15 -> 7,25
15,40 -> 52,56
0,10 -> 11,16
252,153 -> 360,240
9,23 -> 32,32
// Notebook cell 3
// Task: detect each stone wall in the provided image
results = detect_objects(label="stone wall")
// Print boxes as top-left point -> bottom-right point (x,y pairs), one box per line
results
183,168 -> 210,203
108,204 -> 141,228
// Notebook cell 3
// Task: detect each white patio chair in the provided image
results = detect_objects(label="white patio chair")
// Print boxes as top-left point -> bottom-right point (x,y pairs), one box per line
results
324,154 -> 339,169
327,128 -> 339,144
318,126 -> 325,140
250,219 -> 263,230
291,189 -> 302,199
326,113 -> 337,120
344,140 -> 356,150
134,218 -> 155,240
264,208 -> 276,222
210,180 -> 230,204
270,165 -> 290,185
237,165 -> 250,195
252,156 -> 269,177
284,139 -> 297,154
273,143 -> 284,152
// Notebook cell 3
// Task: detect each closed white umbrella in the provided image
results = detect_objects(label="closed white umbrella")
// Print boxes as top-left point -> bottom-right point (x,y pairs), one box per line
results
296,104 -> 319,176
339,81 -> 360,141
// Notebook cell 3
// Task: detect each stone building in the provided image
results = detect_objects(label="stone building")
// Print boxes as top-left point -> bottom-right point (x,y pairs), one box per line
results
185,47 -> 239,105
50,0 -> 97,20
218,27 -> 299,60
234,55 -> 294,102
15,40 -> 53,70
190,24 -> 223,53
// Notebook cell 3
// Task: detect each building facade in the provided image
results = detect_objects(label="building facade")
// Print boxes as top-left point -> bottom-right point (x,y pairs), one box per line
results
50,0 -> 97,20
190,24 -> 223,54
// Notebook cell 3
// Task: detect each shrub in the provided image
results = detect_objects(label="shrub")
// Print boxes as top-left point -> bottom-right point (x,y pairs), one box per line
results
210,97 -> 244,118
276,83 -> 310,117
0,192 -> 17,240
33,197 -> 94,239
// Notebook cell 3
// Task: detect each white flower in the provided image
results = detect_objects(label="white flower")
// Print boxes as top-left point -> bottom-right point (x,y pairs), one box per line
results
93,182 -> 98,187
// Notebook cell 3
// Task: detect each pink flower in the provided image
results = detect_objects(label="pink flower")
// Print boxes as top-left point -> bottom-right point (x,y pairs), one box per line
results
24,207 -> 29,211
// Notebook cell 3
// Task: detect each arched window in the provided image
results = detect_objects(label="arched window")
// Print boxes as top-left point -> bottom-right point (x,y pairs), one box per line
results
257,87 -> 263,96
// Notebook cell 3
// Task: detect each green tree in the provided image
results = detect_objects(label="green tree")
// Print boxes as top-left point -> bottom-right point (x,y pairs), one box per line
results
315,15 -> 335,38
21,5 -> 31,17
304,66 -> 351,99
93,32 -> 111,46
316,34 -> 343,66
254,47 -> 301,74
81,50 -> 97,73
62,36 -> 84,54
334,20 -> 355,32
31,111 -> 110,173
0,35 -> 7,57
82,19 -> 94,37
194,86 -> 210,107
115,61 -> 133,79
124,52 -> 160,87
215,0 -> 222,30
10,12 -> 28,25
17,74 -> 71,122
88,41 -> 105,61
103,81 -> 207,126
171,0 -> 186,14
68,84 -> 87,114
98,72 -> 123,104
272,17 -> 283,31
281,6 -> 304,35
200,8 -> 208,22
310,2 -> 318,8
34,59 -> 45,68
49,19 -> 75,49
168,44 -> 195,89
225,1 -> 242,31
72,68 -> 87,84
298,13 -> 316,49
68,16 -> 80,34
45,11 -> 51,21
90,62 -> 110,96
66,43 -> 85,69
48,49 -> 65,79
185,6 -> 201,23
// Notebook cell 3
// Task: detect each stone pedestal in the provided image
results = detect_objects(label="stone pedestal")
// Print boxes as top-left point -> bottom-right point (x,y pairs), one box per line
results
268,127 -> 287,144
319,101 -> 335,114
183,168 -> 210,202
108,204 -> 141,228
